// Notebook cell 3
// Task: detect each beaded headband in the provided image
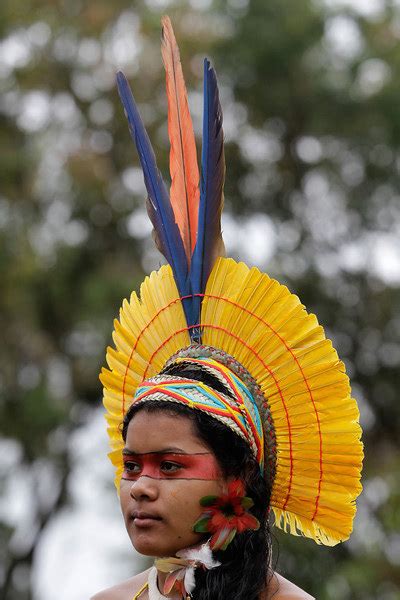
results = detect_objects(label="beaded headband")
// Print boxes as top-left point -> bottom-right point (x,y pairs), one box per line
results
133,352 -> 269,475
163,345 -> 277,485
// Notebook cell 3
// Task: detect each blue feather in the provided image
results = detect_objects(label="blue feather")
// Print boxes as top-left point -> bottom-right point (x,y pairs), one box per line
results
190,59 -> 225,331
116,71 -> 195,324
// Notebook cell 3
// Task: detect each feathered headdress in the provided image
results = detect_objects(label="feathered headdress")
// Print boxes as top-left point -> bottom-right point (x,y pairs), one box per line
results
101,16 -> 363,546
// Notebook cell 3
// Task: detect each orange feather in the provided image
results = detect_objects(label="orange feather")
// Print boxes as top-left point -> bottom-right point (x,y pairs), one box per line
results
161,16 -> 200,264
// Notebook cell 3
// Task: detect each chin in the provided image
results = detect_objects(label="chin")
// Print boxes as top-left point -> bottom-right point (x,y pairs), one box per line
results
132,541 -> 177,557
130,532 -> 201,557
129,531 -> 170,557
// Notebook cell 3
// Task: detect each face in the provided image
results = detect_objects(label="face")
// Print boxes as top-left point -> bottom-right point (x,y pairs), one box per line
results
120,410 -> 226,557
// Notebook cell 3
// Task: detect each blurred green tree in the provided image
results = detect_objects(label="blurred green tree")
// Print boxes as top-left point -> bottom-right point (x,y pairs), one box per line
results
0,0 -> 399,598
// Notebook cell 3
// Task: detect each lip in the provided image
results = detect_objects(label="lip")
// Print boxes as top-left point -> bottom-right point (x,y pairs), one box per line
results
131,510 -> 162,528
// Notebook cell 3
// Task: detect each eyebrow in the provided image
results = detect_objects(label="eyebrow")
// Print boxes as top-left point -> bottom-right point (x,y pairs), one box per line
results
122,448 -> 211,456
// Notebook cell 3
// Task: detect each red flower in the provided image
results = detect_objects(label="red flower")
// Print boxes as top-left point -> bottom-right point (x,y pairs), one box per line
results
193,480 -> 260,551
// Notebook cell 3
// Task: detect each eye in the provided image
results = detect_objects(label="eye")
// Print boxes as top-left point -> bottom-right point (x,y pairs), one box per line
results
160,461 -> 182,473
123,460 -> 141,474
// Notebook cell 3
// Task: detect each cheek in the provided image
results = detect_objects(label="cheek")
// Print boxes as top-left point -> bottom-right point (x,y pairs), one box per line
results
166,480 -> 222,523
166,488 -> 180,502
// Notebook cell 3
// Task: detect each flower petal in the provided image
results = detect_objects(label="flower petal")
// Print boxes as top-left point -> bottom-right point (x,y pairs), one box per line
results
164,571 -> 180,594
211,526 -> 237,551
228,480 -> 245,497
210,511 -> 230,529
236,513 -> 260,533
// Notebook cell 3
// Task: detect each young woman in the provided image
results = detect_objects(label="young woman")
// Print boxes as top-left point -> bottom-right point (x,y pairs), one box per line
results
92,17 -> 363,600
93,400 -> 313,599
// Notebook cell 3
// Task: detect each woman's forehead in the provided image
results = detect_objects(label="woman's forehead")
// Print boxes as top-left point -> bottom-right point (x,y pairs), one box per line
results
125,409 -> 211,454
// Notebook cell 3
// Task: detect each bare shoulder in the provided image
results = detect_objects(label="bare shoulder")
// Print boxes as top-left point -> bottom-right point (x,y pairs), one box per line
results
266,572 -> 315,600
90,569 -> 151,600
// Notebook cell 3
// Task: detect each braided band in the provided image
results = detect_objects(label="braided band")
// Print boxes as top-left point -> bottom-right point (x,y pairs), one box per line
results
164,344 -> 277,487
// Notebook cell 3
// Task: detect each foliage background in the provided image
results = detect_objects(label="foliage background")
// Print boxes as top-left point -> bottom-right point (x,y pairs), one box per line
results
1,0 -> 399,598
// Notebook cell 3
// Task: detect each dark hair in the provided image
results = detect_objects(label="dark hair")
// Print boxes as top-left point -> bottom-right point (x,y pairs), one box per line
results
121,366 -> 274,600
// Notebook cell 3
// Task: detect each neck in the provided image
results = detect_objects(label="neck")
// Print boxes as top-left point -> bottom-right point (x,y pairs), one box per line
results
153,541 -> 219,598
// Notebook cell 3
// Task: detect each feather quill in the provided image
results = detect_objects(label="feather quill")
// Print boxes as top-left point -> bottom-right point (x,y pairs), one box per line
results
190,59 -> 225,324
116,71 -> 191,309
161,16 -> 200,264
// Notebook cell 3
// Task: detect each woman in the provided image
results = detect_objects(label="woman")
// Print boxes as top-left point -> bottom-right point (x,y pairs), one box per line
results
93,17 -> 363,600
93,400 -> 313,599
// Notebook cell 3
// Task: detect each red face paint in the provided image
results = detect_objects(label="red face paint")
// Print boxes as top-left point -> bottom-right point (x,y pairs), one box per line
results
121,452 -> 221,481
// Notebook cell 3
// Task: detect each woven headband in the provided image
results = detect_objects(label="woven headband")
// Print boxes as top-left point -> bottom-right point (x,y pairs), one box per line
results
132,352 -> 272,478
164,346 -> 277,482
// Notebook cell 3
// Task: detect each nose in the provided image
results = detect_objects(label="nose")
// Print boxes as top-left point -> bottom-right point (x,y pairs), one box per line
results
129,475 -> 159,501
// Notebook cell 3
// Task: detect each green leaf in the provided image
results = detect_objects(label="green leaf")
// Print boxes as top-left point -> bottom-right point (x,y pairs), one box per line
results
193,516 -> 210,533
241,497 -> 254,509
200,495 -> 217,506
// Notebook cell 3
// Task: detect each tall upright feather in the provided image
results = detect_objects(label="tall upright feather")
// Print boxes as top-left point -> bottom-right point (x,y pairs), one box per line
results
116,71 -> 192,321
191,59 -> 225,326
161,16 -> 200,264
